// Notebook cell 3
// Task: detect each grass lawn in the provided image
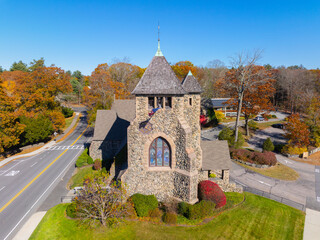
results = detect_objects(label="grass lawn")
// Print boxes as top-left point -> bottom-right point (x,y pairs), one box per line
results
30,192 -> 305,240
256,120 -> 286,130
68,166 -> 95,189
63,116 -> 74,131
235,161 -> 299,181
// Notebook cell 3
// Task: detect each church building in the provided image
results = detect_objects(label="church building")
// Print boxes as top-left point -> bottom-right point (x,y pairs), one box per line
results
90,42 -> 234,204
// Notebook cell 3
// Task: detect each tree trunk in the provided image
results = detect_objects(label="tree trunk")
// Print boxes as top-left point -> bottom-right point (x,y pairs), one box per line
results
234,92 -> 244,144
245,115 -> 249,136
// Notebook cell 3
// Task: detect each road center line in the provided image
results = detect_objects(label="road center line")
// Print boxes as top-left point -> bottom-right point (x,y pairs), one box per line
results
0,126 -> 88,213
3,149 -> 83,240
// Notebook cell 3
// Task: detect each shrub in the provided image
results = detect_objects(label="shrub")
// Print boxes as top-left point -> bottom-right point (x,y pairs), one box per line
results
66,202 -> 77,218
271,114 -> 277,118
93,159 -> 102,170
76,149 -> 93,168
87,155 -> 94,165
61,106 -> 74,118
263,138 -> 275,152
230,148 -> 254,163
198,180 -> 226,208
282,145 -> 308,155
163,212 -> 177,224
274,144 -> 285,153
148,208 -> 163,218
218,127 -> 244,148
231,148 -> 277,166
178,202 -> 190,216
186,200 -> 216,219
209,172 -> 216,178
248,120 -> 258,130
131,193 -> 158,217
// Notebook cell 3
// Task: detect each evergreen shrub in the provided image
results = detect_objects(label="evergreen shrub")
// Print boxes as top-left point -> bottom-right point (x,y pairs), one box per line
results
131,193 -> 158,217
148,208 -> 163,218
75,148 -> 91,167
66,202 -> 77,218
163,212 -> 177,224
61,106 -> 74,118
198,180 -> 226,208
263,138 -> 275,152
186,200 -> 216,219
218,127 -> 244,148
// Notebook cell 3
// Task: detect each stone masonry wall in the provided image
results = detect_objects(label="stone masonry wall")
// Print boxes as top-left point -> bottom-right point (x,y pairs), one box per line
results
122,95 -> 201,203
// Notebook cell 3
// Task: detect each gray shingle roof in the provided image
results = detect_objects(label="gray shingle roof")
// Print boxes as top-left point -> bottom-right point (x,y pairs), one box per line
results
201,140 -> 231,170
132,56 -> 186,95
211,98 -> 231,108
92,100 -> 136,141
181,71 -> 203,94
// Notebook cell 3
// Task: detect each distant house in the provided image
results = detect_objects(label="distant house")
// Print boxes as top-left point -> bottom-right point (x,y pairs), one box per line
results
202,98 -> 236,117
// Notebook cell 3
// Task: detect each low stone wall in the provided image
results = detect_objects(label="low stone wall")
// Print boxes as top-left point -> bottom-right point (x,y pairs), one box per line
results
19,142 -> 45,151
309,147 -> 320,155
232,159 -> 271,169
211,178 -> 243,193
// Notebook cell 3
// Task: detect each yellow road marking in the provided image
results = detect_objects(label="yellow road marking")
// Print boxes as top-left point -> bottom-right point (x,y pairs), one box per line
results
0,126 -> 88,213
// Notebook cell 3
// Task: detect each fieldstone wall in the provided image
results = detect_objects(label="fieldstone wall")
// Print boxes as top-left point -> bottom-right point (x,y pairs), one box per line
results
122,95 -> 203,203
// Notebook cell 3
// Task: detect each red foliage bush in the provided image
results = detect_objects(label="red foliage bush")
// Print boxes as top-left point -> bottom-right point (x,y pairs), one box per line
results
231,149 -> 277,166
198,180 -> 226,208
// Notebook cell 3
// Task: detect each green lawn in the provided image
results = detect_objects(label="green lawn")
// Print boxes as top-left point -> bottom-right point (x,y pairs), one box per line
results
256,120 -> 286,130
63,115 -> 75,131
30,192 -> 305,240
68,166 -> 95,189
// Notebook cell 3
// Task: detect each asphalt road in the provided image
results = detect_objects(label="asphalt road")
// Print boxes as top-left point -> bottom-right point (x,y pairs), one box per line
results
0,114 -> 91,240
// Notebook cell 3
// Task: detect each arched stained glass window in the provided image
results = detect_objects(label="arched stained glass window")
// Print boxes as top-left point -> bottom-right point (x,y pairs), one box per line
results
149,137 -> 171,167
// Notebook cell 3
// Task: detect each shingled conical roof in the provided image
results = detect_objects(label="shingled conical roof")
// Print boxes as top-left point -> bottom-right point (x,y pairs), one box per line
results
132,49 -> 186,95
181,70 -> 203,94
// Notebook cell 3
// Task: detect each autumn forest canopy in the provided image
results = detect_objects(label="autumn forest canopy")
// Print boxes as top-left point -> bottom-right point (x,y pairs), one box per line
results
0,56 -> 320,155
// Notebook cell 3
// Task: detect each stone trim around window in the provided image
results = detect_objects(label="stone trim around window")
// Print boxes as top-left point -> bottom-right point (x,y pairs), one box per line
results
143,132 -> 176,171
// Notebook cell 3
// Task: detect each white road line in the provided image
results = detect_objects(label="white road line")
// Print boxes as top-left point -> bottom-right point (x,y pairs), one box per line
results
257,180 -> 272,187
30,162 -> 37,168
76,145 -> 79,149
284,160 -> 293,164
3,149 -> 83,240
315,169 -> 320,173
5,170 -> 20,177
0,186 -> 5,192
57,146 -> 61,150
0,162 -> 22,176
62,146 -> 66,150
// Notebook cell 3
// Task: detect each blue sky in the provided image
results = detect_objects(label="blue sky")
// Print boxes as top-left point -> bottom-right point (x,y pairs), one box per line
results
0,0 -> 319,75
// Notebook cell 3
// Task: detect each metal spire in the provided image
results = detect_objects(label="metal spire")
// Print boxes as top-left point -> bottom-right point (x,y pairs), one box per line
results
155,22 -> 163,56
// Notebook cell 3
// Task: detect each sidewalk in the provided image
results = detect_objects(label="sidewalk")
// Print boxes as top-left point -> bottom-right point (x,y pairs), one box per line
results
303,208 -> 320,240
0,113 -> 80,168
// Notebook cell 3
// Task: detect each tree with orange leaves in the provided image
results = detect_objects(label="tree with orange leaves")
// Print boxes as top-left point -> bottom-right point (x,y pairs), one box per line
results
285,114 -> 310,148
0,77 -> 25,153
217,51 -> 272,142
220,65 -> 276,136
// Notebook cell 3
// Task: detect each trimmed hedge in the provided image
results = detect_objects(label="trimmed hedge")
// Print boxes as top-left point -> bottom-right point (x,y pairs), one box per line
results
231,148 -> 277,166
131,193 -> 158,217
163,212 -> 177,224
66,203 -> 77,218
198,180 -> 226,208
75,149 -> 93,168
178,200 -> 216,220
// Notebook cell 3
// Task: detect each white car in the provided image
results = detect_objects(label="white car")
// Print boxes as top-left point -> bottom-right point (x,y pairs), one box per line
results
254,116 -> 265,121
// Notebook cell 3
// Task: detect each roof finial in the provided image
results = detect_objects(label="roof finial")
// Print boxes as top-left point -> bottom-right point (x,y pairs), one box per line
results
155,22 -> 163,56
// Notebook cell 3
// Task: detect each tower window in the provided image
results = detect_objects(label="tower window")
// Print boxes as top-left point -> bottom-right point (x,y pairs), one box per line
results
189,98 -> 192,106
148,97 -> 155,109
165,97 -> 172,109
156,97 -> 163,108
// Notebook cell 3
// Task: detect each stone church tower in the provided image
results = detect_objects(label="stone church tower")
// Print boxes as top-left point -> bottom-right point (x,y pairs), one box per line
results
121,43 -> 207,203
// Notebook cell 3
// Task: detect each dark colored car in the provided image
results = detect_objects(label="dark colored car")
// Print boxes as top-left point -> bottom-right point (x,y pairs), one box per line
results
272,123 -> 284,129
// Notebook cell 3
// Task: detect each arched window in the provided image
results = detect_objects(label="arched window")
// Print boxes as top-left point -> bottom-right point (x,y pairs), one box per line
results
149,137 -> 171,167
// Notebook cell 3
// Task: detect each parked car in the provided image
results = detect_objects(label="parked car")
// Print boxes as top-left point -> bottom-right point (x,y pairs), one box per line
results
272,123 -> 284,129
254,116 -> 265,121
